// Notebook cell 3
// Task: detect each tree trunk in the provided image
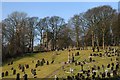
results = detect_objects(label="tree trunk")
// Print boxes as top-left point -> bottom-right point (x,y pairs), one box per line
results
92,31 -> 94,48
76,26 -> 79,48
102,31 -> 105,49
31,36 -> 34,53
96,35 -> 99,47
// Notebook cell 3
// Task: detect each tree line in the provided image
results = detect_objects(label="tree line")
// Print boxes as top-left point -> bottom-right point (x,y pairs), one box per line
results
1,5 -> 120,61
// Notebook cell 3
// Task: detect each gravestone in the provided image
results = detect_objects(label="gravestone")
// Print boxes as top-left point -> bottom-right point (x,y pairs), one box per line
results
37,60 -> 40,66
75,52 -> 79,56
75,62 -> 77,66
42,58 -> 45,63
97,46 -> 99,52
98,66 -> 100,70
90,54 -> 92,56
107,72 -> 110,77
92,47 -> 95,52
35,64 -> 38,68
81,64 -> 83,71
111,63 -> 114,67
111,66 -> 114,71
113,70 -> 117,76
99,53 -> 102,57
18,64 -> 21,70
11,61 -> 13,65
47,61 -> 49,65
107,64 -> 110,68
26,64 -> 29,69
51,60 -> 54,64
92,75 -> 95,79
5,71 -> 8,76
116,63 -> 119,70
13,69 -> 16,75
102,65 -> 105,70
32,60 -> 34,63
102,72 -> 106,78
23,74 -> 28,80
2,72 -> 4,77
90,57 -> 92,62
16,73 -> 20,80
78,62 -> 81,65
11,67 -> 14,70
111,58 -> 112,61
72,56 -> 75,62
22,66 -> 25,72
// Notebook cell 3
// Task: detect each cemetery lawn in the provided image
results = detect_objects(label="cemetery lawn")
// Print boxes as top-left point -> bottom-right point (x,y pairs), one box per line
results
1,49 -> 118,78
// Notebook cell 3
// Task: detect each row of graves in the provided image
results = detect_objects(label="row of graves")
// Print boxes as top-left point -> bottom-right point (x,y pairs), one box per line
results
1,56 -> 55,79
60,48 -> 120,80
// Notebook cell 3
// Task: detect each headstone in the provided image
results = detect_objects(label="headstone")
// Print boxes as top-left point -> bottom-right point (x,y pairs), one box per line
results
75,62 -> 77,66
111,58 -> 112,61
107,64 -> 110,68
33,69 -> 36,76
11,67 -> 14,70
102,72 -> 106,78
90,54 -> 92,56
116,63 -> 119,70
93,72 -> 96,76
97,46 -> 99,52
23,74 -> 28,80
51,60 -> 54,64
98,66 -> 100,70
18,64 -> 21,70
107,72 -> 110,77
90,57 -> 92,62
92,47 -> 95,52
37,60 -> 40,66
81,64 -> 83,71
42,58 -> 45,63
92,75 -> 95,79
11,61 -> 13,65
111,63 -> 114,67
22,66 -> 25,72
102,65 -> 105,70
35,64 -> 38,68
113,70 -> 117,76
72,56 -> 74,62
16,73 -> 20,80
32,60 -> 34,63
111,66 -> 114,71
47,61 -> 49,65
13,69 -> 16,75
99,53 -> 102,57
5,71 -> 8,76
26,64 -> 29,69
2,72 -> 4,77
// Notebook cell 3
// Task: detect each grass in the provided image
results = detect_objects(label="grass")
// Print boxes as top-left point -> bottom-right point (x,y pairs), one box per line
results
1,49 -> 119,79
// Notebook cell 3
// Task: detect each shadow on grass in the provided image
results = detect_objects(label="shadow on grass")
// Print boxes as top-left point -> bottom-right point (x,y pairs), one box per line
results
2,52 -> 42,66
